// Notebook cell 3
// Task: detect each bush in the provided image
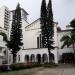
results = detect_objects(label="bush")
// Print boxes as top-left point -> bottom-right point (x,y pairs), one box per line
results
42,63 -> 58,68
10,63 -> 42,71
1,63 -> 58,71
0,64 -> 9,71
30,63 -> 42,68
10,63 -> 26,70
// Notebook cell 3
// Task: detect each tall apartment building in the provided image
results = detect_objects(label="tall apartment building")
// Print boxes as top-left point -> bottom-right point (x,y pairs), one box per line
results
0,6 -> 10,31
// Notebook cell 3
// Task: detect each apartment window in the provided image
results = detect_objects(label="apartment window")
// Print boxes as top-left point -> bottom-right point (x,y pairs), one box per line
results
37,34 -> 42,48
37,37 -> 39,48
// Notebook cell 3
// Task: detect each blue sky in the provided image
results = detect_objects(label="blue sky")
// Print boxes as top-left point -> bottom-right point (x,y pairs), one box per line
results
0,0 -> 75,29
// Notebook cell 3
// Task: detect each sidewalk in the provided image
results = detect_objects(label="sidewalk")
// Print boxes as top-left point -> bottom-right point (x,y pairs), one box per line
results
31,64 -> 75,75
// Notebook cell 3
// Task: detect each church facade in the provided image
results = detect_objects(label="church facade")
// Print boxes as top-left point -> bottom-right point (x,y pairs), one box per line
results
0,6 -> 74,64
16,19 -> 58,64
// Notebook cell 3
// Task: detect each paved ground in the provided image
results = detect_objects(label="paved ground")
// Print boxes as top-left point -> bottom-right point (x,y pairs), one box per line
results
0,64 -> 75,75
31,68 -> 75,75
31,68 -> 63,75
31,64 -> 75,75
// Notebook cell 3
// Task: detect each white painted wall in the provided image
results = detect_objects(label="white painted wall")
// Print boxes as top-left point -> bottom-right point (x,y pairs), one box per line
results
17,48 -> 58,63
23,19 -> 40,49
0,6 -> 10,31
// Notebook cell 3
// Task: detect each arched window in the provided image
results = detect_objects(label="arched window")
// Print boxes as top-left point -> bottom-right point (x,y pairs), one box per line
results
25,55 -> 29,63
36,54 -> 41,63
30,54 -> 35,63
37,34 -> 42,48
42,54 -> 48,63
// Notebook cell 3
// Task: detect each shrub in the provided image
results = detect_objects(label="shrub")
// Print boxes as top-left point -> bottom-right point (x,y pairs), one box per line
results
0,64 -> 9,71
10,63 -> 41,70
9,63 -> 58,71
31,63 -> 42,68
10,63 -> 25,70
42,63 -> 58,68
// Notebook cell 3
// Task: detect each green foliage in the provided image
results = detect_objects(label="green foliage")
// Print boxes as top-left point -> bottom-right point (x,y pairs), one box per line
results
70,19 -> 75,29
60,18 -> 75,62
60,35 -> 71,49
42,63 -> 58,68
40,0 -> 54,62
10,63 -> 58,71
61,18 -> 75,49
47,0 -> 54,50
40,0 -> 47,48
0,32 -> 8,42
70,19 -> 75,44
10,63 -> 42,71
10,63 -> 25,70
0,63 -> 58,72
0,32 -> 11,49
0,64 -> 9,71
10,3 -> 23,63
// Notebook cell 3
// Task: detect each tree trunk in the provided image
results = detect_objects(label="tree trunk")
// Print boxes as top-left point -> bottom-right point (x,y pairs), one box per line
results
48,49 -> 52,63
13,55 -> 16,64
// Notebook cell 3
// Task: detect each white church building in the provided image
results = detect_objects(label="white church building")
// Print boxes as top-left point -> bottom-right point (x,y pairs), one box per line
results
0,6 -> 74,64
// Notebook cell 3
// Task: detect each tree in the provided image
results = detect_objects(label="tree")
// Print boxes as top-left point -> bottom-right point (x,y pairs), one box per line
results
60,34 -> 75,62
70,19 -> 75,62
40,0 -> 47,48
70,19 -> 75,29
47,0 -> 54,62
10,3 -> 23,63
60,35 -> 72,49
40,0 -> 54,63
60,19 -> 75,63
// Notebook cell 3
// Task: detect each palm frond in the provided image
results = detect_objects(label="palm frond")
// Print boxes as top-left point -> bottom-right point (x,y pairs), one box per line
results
0,32 -> 8,42
60,35 -> 71,49
60,35 -> 70,42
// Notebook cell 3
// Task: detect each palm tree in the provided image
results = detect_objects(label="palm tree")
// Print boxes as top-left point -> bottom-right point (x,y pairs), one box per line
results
60,19 -> 75,63
60,35 -> 71,49
60,34 -> 75,62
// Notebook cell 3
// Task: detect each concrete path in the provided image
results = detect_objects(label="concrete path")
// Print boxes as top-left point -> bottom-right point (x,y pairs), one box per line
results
30,64 -> 75,75
63,68 -> 75,75
31,68 -> 63,75
31,68 -> 75,75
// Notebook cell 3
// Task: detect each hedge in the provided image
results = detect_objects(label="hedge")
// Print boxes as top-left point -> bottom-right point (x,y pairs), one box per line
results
0,63 -> 58,71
